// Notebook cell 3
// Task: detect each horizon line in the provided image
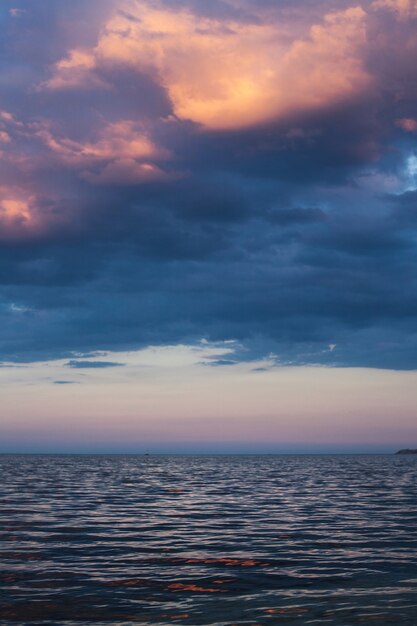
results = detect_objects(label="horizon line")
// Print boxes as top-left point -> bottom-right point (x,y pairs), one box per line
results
0,450 -> 403,456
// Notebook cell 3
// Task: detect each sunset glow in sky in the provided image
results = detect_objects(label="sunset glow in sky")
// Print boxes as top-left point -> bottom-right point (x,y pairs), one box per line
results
1,0 -> 417,451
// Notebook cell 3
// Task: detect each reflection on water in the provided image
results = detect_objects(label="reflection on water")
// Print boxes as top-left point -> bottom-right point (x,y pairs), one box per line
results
1,454 -> 417,625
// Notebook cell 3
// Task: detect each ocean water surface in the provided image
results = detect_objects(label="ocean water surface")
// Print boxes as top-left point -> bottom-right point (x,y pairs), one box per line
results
1,454 -> 417,625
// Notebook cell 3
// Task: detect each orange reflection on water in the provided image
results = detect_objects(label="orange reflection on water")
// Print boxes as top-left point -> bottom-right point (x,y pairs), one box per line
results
167,583 -> 226,593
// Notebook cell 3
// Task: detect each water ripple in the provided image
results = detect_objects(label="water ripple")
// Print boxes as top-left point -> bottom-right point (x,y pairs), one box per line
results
1,454 -> 417,624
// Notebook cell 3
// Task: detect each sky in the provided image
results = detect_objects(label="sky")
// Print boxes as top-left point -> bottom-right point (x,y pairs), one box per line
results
0,0 -> 416,452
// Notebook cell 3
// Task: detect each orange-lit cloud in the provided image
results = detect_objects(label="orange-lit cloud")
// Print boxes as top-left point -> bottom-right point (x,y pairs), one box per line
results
38,120 -> 165,163
0,179 -> 66,241
396,117 -> 417,132
0,111 -> 14,121
83,159 -> 172,185
46,3 -> 370,130
372,0 -> 417,18
0,197 -> 31,222
0,186 -> 36,237
0,112 -> 16,149
37,120 -> 171,183
0,110 -> 40,170
0,110 -> 25,130
44,48 -> 107,90
0,131 -> 11,144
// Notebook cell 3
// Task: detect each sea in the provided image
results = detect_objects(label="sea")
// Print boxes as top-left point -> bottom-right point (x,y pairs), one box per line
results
1,454 -> 417,625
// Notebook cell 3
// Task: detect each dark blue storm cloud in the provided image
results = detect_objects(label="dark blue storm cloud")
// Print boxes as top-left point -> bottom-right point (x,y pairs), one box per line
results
0,0 -> 416,369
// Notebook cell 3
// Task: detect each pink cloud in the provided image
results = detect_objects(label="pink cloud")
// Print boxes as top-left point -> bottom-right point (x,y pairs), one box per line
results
0,185 -> 39,240
372,0 -> 417,18
396,117 -> 417,132
9,8 -> 27,18
82,159 -> 174,185
0,111 -> 13,122
44,49 -> 107,91
0,131 -> 11,144
38,120 -> 165,162
36,119 -> 171,183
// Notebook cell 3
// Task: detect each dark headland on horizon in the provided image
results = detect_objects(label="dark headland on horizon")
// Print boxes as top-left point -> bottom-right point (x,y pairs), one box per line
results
396,449 -> 417,455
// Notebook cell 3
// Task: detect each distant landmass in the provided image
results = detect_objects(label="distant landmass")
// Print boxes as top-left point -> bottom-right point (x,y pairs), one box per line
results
396,449 -> 417,455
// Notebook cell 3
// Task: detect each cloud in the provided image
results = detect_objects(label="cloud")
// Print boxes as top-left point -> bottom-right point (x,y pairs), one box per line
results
0,186 -> 40,240
46,3 -> 370,129
83,159 -> 174,185
0,191 -> 32,223
9,8 -> 27,18
36,119 -> 172,184
66,360 -> 125,368
1,0 -> 417,372
372,0 -> 417,18
44,49 -> 107,90
0,131 -> 11,144
38,120 -> 166,164
202,358 -> 237,366
396,118 -> 417,133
